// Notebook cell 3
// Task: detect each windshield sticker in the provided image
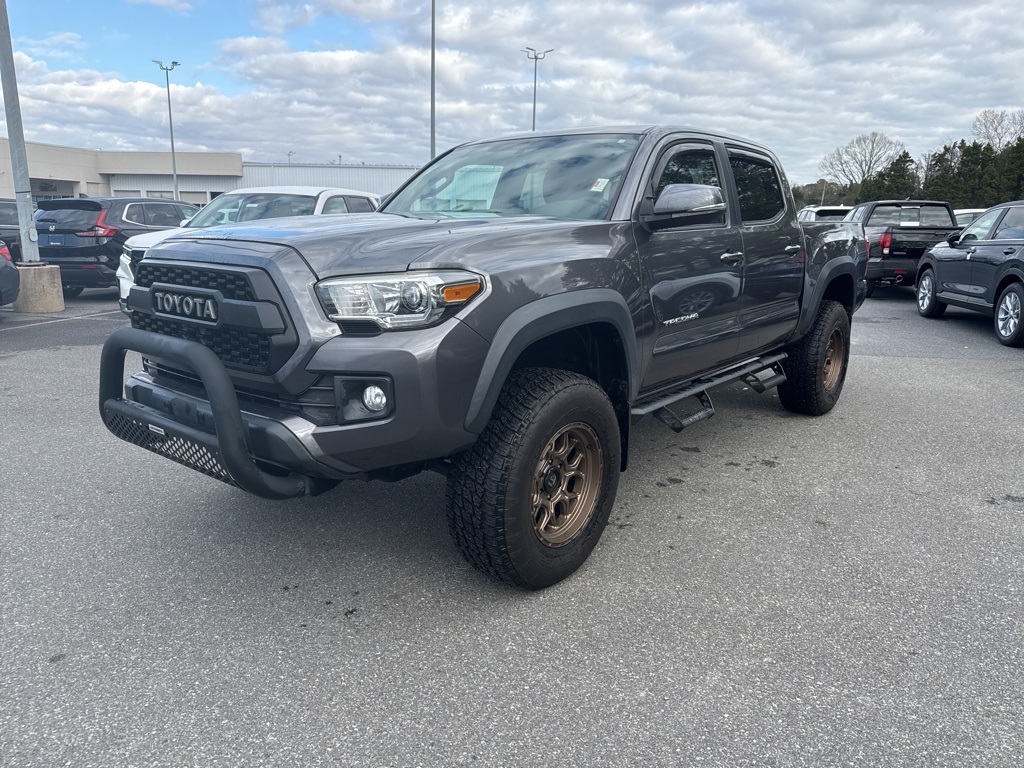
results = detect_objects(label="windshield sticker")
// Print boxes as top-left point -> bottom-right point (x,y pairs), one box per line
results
591,179 -> 609,192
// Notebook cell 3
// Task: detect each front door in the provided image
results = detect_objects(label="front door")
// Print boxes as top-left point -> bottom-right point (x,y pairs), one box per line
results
637,141 -> 744,388
969,205 -> 1024,306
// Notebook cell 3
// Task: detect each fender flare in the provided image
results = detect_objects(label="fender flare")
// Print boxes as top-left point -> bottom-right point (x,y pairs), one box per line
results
464,289 -> 639,433
793,259 -> 859,339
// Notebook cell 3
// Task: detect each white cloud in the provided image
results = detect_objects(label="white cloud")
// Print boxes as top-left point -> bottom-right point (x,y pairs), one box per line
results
4,1 -> 1024,183
14,33 -> 85,61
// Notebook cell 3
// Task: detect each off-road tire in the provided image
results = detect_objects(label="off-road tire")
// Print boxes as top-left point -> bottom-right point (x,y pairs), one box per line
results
916,268 -> 947,318
62,285 -> 84,298
777,300 -> 850,416
864,279 -> 877,298
445,367 -> 620,590
994,282 -> 1024,347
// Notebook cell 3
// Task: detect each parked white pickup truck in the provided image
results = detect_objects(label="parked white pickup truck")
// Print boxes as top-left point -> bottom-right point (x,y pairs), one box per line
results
116,186 -> 380,312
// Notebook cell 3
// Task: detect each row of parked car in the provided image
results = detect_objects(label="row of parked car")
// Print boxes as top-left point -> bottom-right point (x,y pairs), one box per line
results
800,198 -> 1024,346
0,186 -> 381,307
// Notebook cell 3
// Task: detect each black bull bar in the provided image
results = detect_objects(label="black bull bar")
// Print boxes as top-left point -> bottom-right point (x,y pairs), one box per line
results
99,327 -> 309,500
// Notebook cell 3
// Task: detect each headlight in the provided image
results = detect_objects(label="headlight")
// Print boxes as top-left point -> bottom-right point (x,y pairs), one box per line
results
315,270 -> 484,330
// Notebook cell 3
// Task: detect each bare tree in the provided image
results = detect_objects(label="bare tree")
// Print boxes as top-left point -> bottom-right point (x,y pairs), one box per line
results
818,132 -> 907,188
970,109 -> 1017,152
1011,109 -> 1024,144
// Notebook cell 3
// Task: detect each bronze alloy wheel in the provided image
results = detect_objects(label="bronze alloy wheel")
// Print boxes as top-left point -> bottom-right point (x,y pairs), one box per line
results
530,422 -> 603,547
822,327 -> 845,391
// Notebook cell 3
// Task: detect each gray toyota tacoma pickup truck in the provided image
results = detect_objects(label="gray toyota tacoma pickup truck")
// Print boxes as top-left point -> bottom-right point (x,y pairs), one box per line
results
100,126 -> 867,589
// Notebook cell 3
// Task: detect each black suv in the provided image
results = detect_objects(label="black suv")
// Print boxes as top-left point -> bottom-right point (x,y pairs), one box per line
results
35,197 -> 199,296
916,200 -> 1024,345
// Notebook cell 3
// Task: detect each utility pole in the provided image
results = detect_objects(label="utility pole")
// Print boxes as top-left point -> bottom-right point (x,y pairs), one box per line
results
153,59 -> 180,200
523,47 -> 553,131
0,0 -> 39,263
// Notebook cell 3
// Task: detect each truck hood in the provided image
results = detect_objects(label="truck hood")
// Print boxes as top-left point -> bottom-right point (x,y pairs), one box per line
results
150,212 -> 613,278
125,226 -> 191,249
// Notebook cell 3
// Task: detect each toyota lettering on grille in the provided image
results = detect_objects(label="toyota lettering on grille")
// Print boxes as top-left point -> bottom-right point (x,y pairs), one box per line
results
152,290 -> 219,322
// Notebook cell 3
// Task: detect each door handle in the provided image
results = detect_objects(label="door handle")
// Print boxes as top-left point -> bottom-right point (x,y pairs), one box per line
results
720,251 -> 744,266
784,244 -> 802,254
966,247 -> 976,259
1004,248 -> 1017,256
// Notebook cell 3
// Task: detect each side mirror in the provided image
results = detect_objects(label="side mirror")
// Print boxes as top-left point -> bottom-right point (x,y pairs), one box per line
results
947,232 -> 961,246
179,219 -> 192,227
644,184 -> 726,230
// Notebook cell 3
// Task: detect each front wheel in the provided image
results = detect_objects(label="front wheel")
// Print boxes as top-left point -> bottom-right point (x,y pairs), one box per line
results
777,300 -> 851,416
445,368 -> 620,589
62,285 -> 85,298
994,283 -> 1024,347
916,268 -> 947,318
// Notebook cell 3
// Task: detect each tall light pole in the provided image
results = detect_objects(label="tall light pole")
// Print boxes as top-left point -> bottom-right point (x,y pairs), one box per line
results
523,47 -> 553,131
153,59 -> 180,200
430,0 -> 436,158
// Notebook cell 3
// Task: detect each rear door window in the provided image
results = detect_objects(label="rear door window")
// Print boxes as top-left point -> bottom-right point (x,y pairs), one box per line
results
993,207 -> 1024,240
122,204 -> 146,225
728,152 -> 785,223
144,203 -> 183,227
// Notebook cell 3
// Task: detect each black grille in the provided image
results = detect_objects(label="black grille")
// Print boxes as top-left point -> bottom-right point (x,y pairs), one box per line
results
106,410 -> 235,487
132,313 -> 272,369
145,361 -> 339,425
128,248 -> 147,273
136,264 -> 256,301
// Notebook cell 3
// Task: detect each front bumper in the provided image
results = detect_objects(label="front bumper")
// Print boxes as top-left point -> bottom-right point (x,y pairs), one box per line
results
100,322 -> 489,499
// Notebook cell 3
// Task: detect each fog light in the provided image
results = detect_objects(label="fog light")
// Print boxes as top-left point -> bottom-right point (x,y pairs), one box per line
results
362,385 -> 388,412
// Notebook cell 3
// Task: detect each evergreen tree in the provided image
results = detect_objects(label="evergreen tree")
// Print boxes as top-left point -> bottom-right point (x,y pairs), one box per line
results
857,151 -> 919,202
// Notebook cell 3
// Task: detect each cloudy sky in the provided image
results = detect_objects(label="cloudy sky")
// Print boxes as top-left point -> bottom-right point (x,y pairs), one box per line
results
3,0 -> 1023,184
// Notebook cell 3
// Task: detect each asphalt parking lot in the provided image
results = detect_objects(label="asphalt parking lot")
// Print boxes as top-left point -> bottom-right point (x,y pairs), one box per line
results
1,287 -> 1022,767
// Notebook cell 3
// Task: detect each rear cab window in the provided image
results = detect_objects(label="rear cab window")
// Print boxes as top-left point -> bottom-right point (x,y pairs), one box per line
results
866,205 -> 954,227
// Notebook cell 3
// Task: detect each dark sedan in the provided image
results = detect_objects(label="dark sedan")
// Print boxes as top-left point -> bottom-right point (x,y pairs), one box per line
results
915,200 -> 1024,345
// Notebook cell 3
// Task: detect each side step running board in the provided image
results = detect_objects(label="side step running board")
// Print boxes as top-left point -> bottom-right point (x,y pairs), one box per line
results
653,391 -> 715,433
631,353 -> 788,432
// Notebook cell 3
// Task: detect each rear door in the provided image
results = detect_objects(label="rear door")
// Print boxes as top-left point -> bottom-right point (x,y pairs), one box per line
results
726,148 -> 804,355
637,140 -> 744,387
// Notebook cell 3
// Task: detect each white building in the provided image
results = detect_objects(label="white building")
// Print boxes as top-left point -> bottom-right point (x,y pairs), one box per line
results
0,139 -> 420,204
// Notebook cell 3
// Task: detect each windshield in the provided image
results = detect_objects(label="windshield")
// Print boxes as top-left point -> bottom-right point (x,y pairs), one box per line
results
187,193 -> 317,228
383,133 -> 641,220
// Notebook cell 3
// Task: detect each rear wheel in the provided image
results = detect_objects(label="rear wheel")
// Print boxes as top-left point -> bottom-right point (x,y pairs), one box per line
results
994,283 -> 1024,347
62,285 -> 84,298
864,279 -> 877,298
445,368 -> 620,589
777,300 -> 850,416
916,268 -> 947,318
